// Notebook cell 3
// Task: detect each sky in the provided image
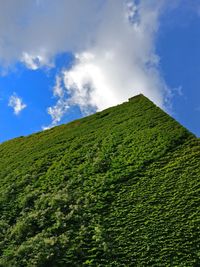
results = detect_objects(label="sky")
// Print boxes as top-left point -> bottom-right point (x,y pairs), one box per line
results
0,0 -> 200,142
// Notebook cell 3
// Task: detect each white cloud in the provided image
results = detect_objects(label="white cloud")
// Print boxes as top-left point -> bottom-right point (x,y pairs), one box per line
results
8,93 -> 27,115
0,1 -> 175,127
0,0 -> 103,67
44,0 -> 170,127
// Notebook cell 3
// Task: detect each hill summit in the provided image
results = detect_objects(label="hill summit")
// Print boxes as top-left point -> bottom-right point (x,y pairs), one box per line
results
0,94 -> 200,266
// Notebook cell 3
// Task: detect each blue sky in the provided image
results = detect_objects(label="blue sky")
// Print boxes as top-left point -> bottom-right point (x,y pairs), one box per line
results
0,1 -> 199,142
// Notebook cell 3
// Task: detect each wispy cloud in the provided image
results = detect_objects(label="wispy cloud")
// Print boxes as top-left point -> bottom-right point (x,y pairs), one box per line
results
21,52 -> 51,70
8,93 -> 27,115
196,106 -> 200,112
42,75 -> 69,130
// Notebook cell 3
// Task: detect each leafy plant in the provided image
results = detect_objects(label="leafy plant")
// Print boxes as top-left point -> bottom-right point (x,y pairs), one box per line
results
0,95 -> 199,266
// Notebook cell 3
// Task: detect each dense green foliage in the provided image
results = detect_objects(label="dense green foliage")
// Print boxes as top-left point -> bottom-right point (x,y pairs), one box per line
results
0,95 -> 200,266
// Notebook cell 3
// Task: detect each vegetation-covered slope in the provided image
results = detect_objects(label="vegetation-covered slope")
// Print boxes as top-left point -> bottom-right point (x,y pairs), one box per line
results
0,95 -> 199,266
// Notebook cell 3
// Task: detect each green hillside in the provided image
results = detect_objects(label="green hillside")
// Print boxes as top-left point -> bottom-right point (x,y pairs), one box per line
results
0,94 -> 200,266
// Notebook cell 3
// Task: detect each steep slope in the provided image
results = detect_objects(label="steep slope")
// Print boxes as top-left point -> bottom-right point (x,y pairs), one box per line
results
0,95 -> 199,266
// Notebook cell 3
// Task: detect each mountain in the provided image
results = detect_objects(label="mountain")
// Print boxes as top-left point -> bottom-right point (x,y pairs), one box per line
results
0,94 -> 200,266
